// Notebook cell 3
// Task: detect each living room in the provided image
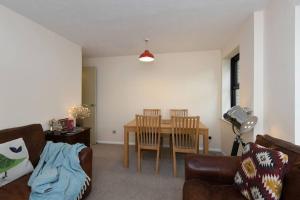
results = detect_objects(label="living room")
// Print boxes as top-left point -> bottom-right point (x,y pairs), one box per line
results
0,0 -> 300,200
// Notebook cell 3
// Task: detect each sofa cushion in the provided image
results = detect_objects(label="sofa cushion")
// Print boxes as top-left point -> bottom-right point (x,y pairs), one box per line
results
0,173 -> 31,200
0,138 -> 33,186
183,180 -> 244,200
234,142 -> 288,200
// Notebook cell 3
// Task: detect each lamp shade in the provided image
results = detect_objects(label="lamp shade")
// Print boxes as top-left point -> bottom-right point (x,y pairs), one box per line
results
139,50 -> 154,62
223,105 -> 257,133
223,105 -> 258,156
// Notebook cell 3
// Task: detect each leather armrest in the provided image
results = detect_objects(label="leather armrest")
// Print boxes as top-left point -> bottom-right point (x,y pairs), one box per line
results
79,147 -> 93,198
185,154 -> 241,185
282,164 -> 300,199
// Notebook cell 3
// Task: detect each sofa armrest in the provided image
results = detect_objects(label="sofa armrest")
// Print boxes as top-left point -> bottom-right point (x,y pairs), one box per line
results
79,147 -> 93,199
185,154 -> 241,185
282,164 -> 300,199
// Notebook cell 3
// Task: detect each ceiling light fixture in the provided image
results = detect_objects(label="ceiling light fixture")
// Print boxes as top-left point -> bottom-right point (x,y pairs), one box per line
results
139,39 -> 154,62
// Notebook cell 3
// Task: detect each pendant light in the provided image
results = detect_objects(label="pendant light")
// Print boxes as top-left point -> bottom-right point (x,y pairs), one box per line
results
139,39 -> 155,62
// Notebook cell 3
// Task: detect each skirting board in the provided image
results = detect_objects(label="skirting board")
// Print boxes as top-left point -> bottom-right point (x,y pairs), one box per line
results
96,140 -> 223,153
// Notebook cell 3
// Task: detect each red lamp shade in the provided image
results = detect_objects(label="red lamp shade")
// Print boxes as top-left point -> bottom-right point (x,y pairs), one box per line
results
139,50 -> 154,62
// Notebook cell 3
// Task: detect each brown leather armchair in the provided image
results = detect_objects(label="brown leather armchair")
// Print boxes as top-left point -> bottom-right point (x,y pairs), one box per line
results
183,135 -> 300,200
0,124 -> 93,200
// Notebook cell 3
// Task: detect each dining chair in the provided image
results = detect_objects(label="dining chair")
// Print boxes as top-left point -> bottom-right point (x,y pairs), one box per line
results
142,109 -> 163,150
170,109 -> 188,117
135,109 -> 161,151
136,115 -> 161,174
143,109 -> 161,116
169,109 -> 189,155
171,116 -> 200,176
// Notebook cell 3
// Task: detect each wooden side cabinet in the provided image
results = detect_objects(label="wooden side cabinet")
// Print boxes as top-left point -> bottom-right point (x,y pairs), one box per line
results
45,128 -> 90,147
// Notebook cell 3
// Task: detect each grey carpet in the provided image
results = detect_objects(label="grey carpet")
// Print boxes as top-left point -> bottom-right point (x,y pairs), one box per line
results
86,144 -> 185,200
86,144 -> 220,200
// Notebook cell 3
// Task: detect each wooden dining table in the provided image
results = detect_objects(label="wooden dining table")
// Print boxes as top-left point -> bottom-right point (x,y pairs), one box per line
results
123,119 -> 209,168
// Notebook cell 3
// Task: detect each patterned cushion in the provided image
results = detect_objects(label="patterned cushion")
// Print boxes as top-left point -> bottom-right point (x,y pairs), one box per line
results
0,138 -> 33,187
234,142 -> 288,200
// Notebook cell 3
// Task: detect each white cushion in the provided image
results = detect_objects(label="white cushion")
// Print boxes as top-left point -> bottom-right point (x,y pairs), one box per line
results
0,138 -> 33,187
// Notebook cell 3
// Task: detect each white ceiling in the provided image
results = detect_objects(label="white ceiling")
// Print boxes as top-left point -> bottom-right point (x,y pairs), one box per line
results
0,0 -> 270,58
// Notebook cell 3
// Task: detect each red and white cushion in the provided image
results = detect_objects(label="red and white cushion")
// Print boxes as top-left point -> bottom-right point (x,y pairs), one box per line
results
234,142 -> 288,200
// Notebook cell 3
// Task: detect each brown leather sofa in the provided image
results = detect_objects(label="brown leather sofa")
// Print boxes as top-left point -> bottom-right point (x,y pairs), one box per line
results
0,124 -> 93,200
183,134 -> 300,200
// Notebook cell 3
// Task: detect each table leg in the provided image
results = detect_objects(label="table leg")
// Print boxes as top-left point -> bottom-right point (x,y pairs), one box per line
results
196,134 -> 199,154
124,127 -> 129,168
203,130 -> 209,154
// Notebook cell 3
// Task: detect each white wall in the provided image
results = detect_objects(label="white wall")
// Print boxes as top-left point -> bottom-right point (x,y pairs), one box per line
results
253,11 -> 265,137
222,16 -> 255,110
263,0 -> 297,143
221,15 -> 256,155
295,5 -> 300,144
220,11 -> 265,155
83,50 -> 222,150
0,5 -> 82,130
220,0 -> 300,151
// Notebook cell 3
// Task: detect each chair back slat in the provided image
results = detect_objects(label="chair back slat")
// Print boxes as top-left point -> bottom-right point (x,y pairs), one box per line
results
171,116 -> 199,151
143,109 -> 161,116
136,115 -> 161,147
170,109 -> 188,117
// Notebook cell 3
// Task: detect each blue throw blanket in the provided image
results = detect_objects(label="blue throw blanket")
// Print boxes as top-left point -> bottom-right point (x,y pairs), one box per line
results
28,142 -> 90,200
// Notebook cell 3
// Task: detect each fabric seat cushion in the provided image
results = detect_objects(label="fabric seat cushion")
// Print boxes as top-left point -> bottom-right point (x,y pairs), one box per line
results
0,174 -> 31,200
183,180 -> 244,200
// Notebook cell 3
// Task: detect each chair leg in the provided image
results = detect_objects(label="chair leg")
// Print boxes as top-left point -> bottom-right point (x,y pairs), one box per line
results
137,147 -> 141,173
172,150 -> 177,176
169,135 -> 172,157
155,148 -> 160,174
160,136 -> 164,148
135,133 -> 138,152
159,136 -> 163,159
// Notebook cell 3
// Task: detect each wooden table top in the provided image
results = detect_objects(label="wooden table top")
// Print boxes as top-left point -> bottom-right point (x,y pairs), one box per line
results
124,119 -> 208,130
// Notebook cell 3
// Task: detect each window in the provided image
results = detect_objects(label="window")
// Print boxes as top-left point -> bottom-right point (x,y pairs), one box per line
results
221,49 -> 240,117
230,54 -> 240,107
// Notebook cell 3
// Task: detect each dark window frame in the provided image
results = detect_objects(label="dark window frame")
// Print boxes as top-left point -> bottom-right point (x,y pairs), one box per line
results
230,54 -> 240,107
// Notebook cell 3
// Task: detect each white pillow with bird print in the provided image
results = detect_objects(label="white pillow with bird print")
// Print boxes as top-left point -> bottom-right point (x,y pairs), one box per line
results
0,138 -> 33,187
